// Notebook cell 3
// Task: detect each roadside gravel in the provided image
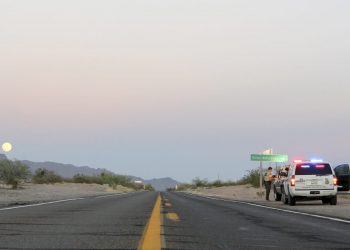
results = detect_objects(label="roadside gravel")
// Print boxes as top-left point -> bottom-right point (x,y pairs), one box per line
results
0,183 -> 131,207
187,185 -> 350,220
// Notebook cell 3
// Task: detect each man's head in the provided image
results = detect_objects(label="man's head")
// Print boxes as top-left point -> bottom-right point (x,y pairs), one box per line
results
268,167 -> 273,170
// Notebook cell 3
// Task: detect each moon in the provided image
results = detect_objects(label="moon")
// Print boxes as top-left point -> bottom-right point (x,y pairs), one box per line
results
2,142 -> 12,153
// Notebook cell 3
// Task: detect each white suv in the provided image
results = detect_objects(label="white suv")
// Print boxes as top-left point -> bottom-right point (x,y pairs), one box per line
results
281,160 -> 337,206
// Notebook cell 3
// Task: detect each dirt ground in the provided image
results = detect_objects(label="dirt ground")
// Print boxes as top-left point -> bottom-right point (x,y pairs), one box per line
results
0,183 -> 132,206
189,185 -> 350,220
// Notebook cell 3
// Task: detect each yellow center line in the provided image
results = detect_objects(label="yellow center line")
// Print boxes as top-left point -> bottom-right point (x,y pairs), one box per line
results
138,194 -> 161,250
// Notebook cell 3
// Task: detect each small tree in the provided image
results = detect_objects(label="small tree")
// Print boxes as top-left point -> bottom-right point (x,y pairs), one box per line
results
32,168 -> 63,184
0,160 -> 31,189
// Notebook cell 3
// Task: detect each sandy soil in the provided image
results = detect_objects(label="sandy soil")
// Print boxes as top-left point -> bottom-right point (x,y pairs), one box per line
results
188,185 -> 350,220
0,183 -> 132,206
190,185 -> 264,201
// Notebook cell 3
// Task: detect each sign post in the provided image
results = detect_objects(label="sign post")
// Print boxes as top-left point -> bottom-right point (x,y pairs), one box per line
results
259,161 -> 263,196
250,153 -> 288,198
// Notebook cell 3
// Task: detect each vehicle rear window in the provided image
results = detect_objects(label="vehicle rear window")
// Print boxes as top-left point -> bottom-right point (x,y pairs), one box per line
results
295,163 -> 332,175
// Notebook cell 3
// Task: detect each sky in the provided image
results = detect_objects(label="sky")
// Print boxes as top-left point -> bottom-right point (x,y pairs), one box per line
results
1,0 -> 350,182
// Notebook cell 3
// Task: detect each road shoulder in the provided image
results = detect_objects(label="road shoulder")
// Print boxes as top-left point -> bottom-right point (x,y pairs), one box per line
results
183,186 -> 350,221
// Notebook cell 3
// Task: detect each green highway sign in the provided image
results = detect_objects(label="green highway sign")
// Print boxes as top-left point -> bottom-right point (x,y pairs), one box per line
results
250,154 -> 288,162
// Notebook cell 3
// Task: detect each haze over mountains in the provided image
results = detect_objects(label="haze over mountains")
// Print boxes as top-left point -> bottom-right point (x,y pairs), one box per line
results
0,154 -> 180,191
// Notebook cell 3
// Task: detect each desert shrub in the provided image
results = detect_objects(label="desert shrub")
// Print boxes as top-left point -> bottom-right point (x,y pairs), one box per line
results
100,173 -> 131,187
168,169 -> 261,192
72,173 -> 143,190
211,180 -> 223,187
32,168 -> 63,184
236,169 -> 260,188
192,177 -> 209,188
144,184 -> 155,191
0,160 -> 31,189
72,174 -> 103,185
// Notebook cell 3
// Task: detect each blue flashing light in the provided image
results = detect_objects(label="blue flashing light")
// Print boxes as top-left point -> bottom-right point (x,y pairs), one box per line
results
301,165 -> 310,168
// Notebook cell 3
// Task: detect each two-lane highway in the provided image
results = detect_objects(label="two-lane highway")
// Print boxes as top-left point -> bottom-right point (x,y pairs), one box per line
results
1,191 -> 350,249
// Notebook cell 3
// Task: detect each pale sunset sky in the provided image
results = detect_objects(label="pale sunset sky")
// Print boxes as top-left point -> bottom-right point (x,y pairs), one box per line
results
1,0 -> 350,182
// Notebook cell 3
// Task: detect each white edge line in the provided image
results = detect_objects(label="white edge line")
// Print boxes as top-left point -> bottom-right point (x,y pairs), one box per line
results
185,192 -> 350,224
0,192 -> 134,211
0,198 -> 86,211
94,193 -> 125,199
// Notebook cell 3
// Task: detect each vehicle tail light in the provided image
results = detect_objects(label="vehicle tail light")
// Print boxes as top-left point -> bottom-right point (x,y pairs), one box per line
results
290,175 -> 296,187
333,175 -> 337,186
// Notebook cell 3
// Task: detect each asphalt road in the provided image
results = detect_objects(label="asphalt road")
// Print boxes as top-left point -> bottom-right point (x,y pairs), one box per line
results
162,192 -> 350,250
1,191 -> 350,249
0,192 -> 157,250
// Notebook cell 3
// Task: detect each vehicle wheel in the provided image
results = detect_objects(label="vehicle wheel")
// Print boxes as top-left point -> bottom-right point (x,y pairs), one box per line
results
288,193 -> 296,206
322,198 -> 330,204
274,188 -> 282,201
281,190 -> 288,204
330,195 -> 337,205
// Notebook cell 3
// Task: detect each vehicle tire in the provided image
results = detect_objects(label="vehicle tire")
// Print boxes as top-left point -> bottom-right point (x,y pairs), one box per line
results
281,189 -> 288,204
330,195 -> 337,205
288,193 -> 296,206
322,197 -> 330,204
274,188 -> 282,201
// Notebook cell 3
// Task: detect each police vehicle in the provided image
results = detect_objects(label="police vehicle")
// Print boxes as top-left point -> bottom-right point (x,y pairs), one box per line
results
281,159 -> 337,206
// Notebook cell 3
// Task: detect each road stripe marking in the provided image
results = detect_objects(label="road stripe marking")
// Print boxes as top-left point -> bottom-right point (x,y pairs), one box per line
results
0,192 -> 135,211
164,202 -> 172,207
166,212 -> 180,221
185,193 -> 350,224
94,193 -> 124,199
138,194 -> 161,250
0,198 -> 86,211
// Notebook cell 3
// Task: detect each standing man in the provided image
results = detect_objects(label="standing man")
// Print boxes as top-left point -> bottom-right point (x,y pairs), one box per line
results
264,167 -> 274,201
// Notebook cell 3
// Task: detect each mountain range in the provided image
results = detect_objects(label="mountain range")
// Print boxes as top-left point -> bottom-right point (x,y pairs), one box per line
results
0,154 -> 180,191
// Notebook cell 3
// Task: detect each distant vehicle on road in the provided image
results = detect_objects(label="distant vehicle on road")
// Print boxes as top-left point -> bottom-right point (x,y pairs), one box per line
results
281,160 -> 337,206
334,164 -> 350,191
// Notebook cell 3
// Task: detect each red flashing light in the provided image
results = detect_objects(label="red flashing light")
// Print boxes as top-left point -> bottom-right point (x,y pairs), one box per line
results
294,160 -> 302,163
315,165 -> 325,168
291,175 -> 296,187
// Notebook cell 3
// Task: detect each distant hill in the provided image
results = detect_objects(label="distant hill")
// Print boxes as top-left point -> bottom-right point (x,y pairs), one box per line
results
0,154 -> 7,160
17,159 -> 180,190
144,177 -> 180,191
